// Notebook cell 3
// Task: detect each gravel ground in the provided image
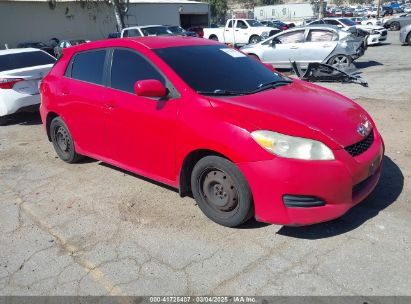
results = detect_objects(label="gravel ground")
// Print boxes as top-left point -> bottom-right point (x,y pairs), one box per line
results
0,31 -> 410,296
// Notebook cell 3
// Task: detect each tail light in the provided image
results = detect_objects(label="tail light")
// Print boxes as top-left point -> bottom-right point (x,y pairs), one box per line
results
199,31 -> 204,38
0,78 -> 24,89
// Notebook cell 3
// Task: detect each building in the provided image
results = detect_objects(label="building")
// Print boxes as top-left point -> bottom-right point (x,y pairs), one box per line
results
0,0 -> 209,49
254,3 -> 322,22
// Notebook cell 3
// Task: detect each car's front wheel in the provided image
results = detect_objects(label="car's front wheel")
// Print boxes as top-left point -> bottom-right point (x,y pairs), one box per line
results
407,33 -> 411,46
328,54 -> 352,69
50,116 -> 83,163
191,156 -> 254,227
249,35 -> 261,44
389,22 -> 400,31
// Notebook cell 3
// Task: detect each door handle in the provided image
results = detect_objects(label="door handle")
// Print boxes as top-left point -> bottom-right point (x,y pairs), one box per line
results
290,46 -> 299,49
323,44 -> 332,47
235,30 -> 239,31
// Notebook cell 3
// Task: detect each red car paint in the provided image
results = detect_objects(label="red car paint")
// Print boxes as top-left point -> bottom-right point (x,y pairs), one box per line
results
40,37 -> 384,226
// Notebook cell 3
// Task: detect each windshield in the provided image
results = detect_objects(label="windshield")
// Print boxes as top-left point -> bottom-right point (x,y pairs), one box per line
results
154,45 -> 288,94
142,26 -> 173,36
246,20 -> 264,27
340,18 -> 356,26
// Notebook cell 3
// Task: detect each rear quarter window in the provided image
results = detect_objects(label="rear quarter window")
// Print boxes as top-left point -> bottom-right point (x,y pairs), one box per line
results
67,50 -> 106,85
0,51 -> 56,72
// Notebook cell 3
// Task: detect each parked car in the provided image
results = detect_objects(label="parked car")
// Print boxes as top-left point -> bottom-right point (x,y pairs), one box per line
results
381,6 -> 394,16
261,20 -> 289,31
384,14 -> 411,30
39,36 -> 383,227
203,19 -> 280,46
121,25 -> 173,38
240,25 -> 365,69
17,41 -> 55,56
399,23 -> 411,45
54,39 -> 88,58
308,18 -> 387,45
0,48 -> 56,125
166,26 -> 197,37
186,26 -> 204,38
350,16 -> 384,26
108,32 -> 121,39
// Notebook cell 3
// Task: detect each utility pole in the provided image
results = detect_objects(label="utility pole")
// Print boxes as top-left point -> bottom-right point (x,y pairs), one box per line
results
112,0 -> 127,31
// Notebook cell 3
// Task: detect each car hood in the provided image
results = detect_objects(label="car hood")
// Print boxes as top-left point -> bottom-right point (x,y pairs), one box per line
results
208,80 -> 373,149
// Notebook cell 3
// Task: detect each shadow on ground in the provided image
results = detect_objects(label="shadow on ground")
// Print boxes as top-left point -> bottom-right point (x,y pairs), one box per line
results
277,156 -> 403,239
99,162 -> 179,193
1,112 -> 42,126
354,60 -> 384,69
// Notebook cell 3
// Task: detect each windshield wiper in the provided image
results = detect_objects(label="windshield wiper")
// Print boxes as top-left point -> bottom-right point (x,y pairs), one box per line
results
197,89 -> 246,96
250,80 -> 293,94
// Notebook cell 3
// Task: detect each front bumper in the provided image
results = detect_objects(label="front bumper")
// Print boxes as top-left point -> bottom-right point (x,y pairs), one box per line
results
237,129 -> 384,226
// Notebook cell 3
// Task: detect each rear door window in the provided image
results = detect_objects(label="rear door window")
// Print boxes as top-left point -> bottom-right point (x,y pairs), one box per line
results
0,51 -> 56,72
277,30 -> 305,44
109,49 -> 165,94
69,50 -> 106,85
307,29 -> 336,42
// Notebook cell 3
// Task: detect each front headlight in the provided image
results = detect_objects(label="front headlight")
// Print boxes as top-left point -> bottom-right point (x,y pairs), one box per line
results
371,30 -> 379,35
251,130 -> 335,160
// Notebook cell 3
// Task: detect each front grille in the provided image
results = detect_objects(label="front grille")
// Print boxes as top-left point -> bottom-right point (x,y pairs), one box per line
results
345,131 -> 374,157
381,30 -> 387,37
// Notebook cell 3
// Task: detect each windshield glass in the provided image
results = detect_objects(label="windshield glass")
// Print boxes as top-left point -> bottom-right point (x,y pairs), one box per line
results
154,45 -> 288,94
340,18 -> 356,26
246,19 -> 264,27
142,26 -> 173,36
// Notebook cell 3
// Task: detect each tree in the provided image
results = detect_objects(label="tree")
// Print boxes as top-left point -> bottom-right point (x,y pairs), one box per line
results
207,0 -> 228,23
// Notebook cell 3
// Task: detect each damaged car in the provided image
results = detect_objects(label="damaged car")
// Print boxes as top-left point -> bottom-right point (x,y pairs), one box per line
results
240,25 -> 365,69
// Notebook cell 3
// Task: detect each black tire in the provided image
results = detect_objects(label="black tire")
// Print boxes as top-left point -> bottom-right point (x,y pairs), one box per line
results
389,22 -> 400,31
191,155 -> 254,227
249,35 -> 261,44
209,35 -> 218,41
50,116 -> 83,163
0,116 -> 9,126
407,33 -> 411,46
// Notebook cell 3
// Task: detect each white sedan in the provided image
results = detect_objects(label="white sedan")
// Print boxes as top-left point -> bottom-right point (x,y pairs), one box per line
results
0,48 -> 55,125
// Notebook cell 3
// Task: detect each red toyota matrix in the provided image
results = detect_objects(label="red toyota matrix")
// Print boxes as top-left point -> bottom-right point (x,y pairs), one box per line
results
40,37 -> 384,227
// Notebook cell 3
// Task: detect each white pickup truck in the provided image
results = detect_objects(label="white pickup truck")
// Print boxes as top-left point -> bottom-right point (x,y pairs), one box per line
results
203,19 -> 280,46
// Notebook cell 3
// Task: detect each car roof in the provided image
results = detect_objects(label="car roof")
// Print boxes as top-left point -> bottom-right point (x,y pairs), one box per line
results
304,24 -> 341,31
0,48 -> 44,55
65,36 -> 220,53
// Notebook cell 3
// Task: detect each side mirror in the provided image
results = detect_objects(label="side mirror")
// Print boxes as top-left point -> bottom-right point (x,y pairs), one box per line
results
134,79 -> 167,98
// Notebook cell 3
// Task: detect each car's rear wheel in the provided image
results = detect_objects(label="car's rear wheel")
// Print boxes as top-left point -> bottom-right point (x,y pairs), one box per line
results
50,117 -> 83,163
209,35 -> 218,41
407,33 -> 411,46
249,35 -> 261,44
191,156 -> 254,227
389,22 -> 400,31
328,54 -> 352,69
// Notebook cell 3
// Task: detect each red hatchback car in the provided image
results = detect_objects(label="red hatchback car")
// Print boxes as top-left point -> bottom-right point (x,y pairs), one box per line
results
40,37 -> 384,227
